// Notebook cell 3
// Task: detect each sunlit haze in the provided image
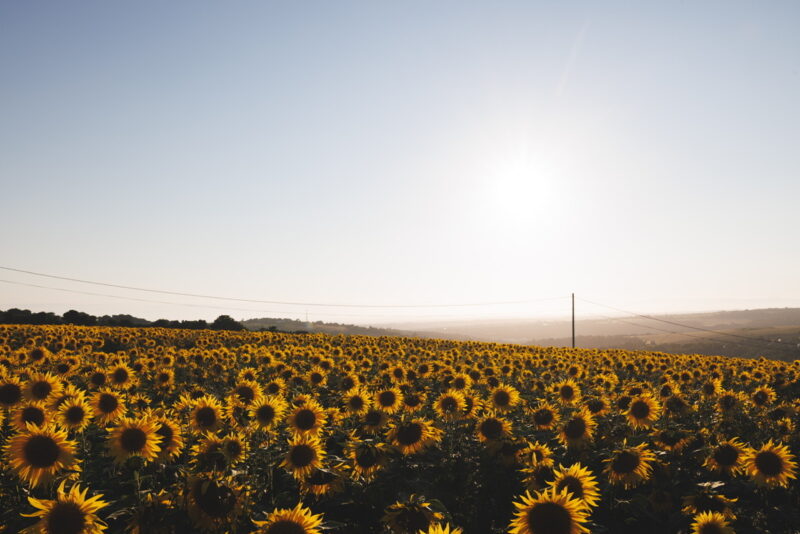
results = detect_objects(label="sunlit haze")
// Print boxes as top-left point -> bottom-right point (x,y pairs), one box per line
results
2,2 -> 799,325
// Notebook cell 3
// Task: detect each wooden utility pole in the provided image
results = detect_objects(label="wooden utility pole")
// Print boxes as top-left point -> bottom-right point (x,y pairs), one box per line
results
571,293 -> 575,348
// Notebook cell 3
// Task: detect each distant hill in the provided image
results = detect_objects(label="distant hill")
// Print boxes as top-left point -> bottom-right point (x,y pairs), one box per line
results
240,317 -> 426,337
385,308 -> 800,360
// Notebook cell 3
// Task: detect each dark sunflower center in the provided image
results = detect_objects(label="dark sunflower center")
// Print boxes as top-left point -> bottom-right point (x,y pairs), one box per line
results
556,476 -> 584,499
257,405 -> 276,423
31,381 -> 53,400
494,390 -> 511,406
194,481 -> 236,518
195,407 -> 217,428
755,451 -> 783,476
310,372 -> 324,384
294,409 -> 317,430
22,406 -> 46,426
348,396 -> 365,410
46,501 -> 86,534
405,394 -> 421,407
365,410 -> 383,426
65,406 -> 85,424
559,386 -> 574,400
158,373 -> 170,383
753,391 -> 768,405
586,399 -> 605,414
534,409 -> 554,426
396,423 -> 424,446
120,427 -> 147,453
289,444 -> 315,467
617,396 -> 632,411
30,348 -> 45,361
630,400 -> 651,419
267,383 -> 281,394
713,445 -> 739,466
266,520 -> 306,534
113,369 -> 129,383
440,397 -> 458,412
356,448 -> 378,468
236,386 -> 255,403
378,391 -> 397,407
454,377 -> 467,389
225,440 -> 242,457
480,418 -> 504,440
90,372 -> 106,387
612,451 -> 640,474
0,383 -> 22,405
666,396 -> 686,412
698,524 -> 726,534
527,501 -> 573,534
98,394 -> 118,414
563,418 -> 587,439
23,435 -> 61,467
702,383 -> 716,395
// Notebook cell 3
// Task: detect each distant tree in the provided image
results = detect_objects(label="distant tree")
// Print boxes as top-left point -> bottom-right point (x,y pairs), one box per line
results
211,315 -> 244,331
62,310 -> 98,326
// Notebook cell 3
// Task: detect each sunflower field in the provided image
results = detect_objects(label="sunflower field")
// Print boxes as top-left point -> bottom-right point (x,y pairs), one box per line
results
0,324 -> 798,534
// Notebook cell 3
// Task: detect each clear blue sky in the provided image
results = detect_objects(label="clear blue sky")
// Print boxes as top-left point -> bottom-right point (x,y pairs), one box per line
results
1,2 -> 799,324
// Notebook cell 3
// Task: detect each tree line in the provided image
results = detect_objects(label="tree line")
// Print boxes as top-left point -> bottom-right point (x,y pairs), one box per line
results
0,308 -> 244,331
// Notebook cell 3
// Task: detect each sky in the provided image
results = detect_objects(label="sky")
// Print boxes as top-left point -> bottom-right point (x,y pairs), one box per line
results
1,1 -> 799,325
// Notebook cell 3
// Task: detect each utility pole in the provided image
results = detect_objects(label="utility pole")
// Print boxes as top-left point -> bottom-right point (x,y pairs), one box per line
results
571,293 -> 575,348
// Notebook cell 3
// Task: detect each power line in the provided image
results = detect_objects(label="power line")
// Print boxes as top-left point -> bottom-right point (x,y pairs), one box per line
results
578,297 -> 798,348
0,266 -> 567,309
580,309 -> 787,352
0,279 -> 562,320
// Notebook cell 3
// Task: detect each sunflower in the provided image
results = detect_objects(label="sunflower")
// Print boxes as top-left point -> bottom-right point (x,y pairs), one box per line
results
221,432 -> 248,466
742,440 -> 798,487
434,390 -> 466,421
583,396 -> 610,416
11,401 -> 51,432
346,435 -> 390,481
383,495 -> 444,534
489,384 -> 520,412
253,503 -> 323,534
22,481 -> 108,534
386,418 -> 442,455
56,396 -> 94,432
690,511 -> 735,534
508,487 -> 589,534
531,403 -> 560,431
185,475 -> 245,532
704,438 -> 751,476
652,428 -> 691,452
153,416 -> 185,461
626,394 -> 661,429
230,379 -> 262,407
557,409 -> 596,449
191,433 -> 228,472
107,417 -> 161,465
0,374 -> 24,408
681,491 -> 737,520
5,425 -> 79,487
549,463 -> 600,510
750,386 -> 776,407
419,524 -> 463,534
90,390 -> 126,425
107,363 -> 136,390
307,366 -> 328,387
554,380 -> 581,405
282,435 -> 326,480
604,443 -> 656,489
24,372 -> 63,404
299,467 -> 345,498
153,368 -> 175,390
362,408 -> 390,433
475,413 -> 513,442
402,391 -> 426,413
189,396 -> 225,433
374,387 -> 403,414
249,395 -> 288,431
523,464 -> 557,492
519,441 -> 555,468
287,399 -> 327,436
